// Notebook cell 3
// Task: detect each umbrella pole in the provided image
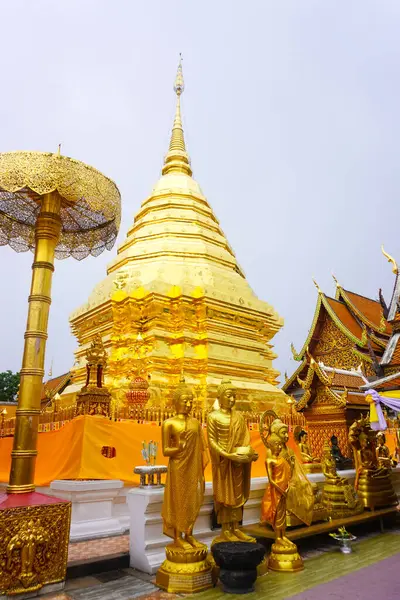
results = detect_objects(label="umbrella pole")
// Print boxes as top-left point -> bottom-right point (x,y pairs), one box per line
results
7,192 -> 62,493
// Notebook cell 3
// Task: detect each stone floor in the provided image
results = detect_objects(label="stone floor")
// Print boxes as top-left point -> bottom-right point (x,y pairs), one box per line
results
42,525 -> 400,600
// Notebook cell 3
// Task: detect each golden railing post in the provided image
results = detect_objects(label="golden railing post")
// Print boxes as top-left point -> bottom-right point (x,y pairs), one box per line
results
7,192 -> 61,493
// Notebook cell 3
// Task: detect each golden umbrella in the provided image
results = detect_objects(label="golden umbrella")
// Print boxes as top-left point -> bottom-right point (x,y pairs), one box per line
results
0,150 -> 121,493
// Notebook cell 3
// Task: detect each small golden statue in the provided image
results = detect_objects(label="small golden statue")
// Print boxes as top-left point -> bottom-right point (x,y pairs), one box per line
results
260,434 -> 303,572
266,418 -> 314,527
349,418 -> 398,510
376,431 -> 397,469
321,441 -> 363,519
207,380 -> 258,544
294,427 -> 321,474
156,378 -> 212,593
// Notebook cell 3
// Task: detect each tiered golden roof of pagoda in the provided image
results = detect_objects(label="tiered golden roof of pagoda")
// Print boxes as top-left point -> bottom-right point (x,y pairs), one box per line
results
71,59 -> 281,332
69,59 -> 287,410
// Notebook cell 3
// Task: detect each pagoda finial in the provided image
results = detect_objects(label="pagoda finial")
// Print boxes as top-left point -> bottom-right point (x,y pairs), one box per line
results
332,273 -> 340,287
162,55 -> 192,177
381,245 -> 398,275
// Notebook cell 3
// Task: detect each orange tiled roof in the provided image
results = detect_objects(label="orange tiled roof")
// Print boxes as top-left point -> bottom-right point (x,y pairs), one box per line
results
330,372 -> 366,389
325,297 -> 363,339
379,376 -> 400,390
41,373 -> 71,401
346,393 -> 369,406
343,290 -> 391,335
389,340 -> 400,366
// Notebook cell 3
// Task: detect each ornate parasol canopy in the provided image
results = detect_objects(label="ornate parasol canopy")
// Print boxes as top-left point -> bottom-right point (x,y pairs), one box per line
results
0,151 -> 121,259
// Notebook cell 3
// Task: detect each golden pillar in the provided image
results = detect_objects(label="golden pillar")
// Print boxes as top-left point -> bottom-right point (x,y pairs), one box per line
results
8,192 -> 61,493
0,150 -> 121,596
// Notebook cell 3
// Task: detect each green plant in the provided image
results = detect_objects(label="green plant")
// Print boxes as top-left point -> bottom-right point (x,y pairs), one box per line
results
329,527 -> 353,539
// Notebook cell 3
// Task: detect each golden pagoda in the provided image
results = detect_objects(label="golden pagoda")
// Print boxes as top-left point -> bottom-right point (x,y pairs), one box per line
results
70,60 -> 287,414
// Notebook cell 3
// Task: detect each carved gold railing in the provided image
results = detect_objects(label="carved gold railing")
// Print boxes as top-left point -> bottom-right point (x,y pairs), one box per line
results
0,404 -> 291,437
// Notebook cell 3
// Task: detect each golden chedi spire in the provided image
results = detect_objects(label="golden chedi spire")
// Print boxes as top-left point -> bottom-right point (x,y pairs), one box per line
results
162,56 -> 192,177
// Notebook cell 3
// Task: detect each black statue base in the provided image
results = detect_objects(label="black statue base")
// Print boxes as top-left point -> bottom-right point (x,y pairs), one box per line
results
211,542 -> 266,594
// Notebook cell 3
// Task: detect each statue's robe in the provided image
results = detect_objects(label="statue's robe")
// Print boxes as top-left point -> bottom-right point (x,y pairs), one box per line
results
162,416 -> 208,537
207,409 -> 251,524
261,455 -> 291,528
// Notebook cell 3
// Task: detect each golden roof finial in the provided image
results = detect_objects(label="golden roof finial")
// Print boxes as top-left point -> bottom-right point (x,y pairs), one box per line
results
312,278 -> 322,293
162,55 -> 192,177
332,273 -> 340,287
381,245 -> 398,275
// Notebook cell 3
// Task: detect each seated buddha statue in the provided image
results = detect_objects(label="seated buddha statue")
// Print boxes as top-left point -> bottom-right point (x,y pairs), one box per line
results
376,431 -> 397,469
330,435 -> 353,470
295,429 -> 321,474
351,427 -> 398,510
321,441 -> 363,518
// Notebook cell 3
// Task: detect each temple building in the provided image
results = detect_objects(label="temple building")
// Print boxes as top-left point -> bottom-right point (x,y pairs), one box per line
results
283,277 -> 392,457
69,62 -> 288,414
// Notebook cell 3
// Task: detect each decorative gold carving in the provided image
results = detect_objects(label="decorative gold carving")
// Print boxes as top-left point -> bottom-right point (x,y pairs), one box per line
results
0,500 -> 71,596
76,334 -> 111,417
291,343 -> 301,361
306,419 -> 349,462
381,245 -> 399,275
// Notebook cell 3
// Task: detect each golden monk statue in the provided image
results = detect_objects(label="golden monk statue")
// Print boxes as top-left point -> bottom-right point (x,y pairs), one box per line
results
207,380 -> 258,543
260,433 -> 303,571
376,431 -> 397,469
321,440 -> 363,519
294,428 -> 321,474
161,378 -> 208,548
349,418 -> 397,510
269,419 -> 314,527
157,377 -> 212,593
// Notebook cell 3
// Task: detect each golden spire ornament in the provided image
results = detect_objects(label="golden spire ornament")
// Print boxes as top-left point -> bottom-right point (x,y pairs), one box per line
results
162,55 -> 192,176
0,149 -> 121,596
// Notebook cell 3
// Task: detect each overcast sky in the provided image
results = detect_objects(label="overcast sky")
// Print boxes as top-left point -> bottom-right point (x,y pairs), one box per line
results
1,1 -> 399,383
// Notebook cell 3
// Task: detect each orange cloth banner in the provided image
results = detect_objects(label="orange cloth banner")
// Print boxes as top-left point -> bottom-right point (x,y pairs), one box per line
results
0,416 -> 269,486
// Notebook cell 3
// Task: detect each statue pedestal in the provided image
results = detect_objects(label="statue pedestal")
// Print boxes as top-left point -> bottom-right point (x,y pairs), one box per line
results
0,491 -> 71,597
127,482 -> 215,574
50,479 -> 126,541
156,544 -> 212,593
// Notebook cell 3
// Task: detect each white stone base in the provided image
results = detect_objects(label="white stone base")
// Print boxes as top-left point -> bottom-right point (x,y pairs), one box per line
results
127,482 -> 215,574
33,465 -> 400,556
49,479 -> 127,541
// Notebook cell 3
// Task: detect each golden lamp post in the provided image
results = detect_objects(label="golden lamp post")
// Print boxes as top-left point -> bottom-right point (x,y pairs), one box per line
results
0,150 -> 121,596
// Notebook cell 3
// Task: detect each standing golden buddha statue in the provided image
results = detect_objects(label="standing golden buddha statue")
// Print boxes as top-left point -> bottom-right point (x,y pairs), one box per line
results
207,380 -> 258,543
156,378 -> 212,593
260,433 -> 303,572
266,418 -> 314,527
